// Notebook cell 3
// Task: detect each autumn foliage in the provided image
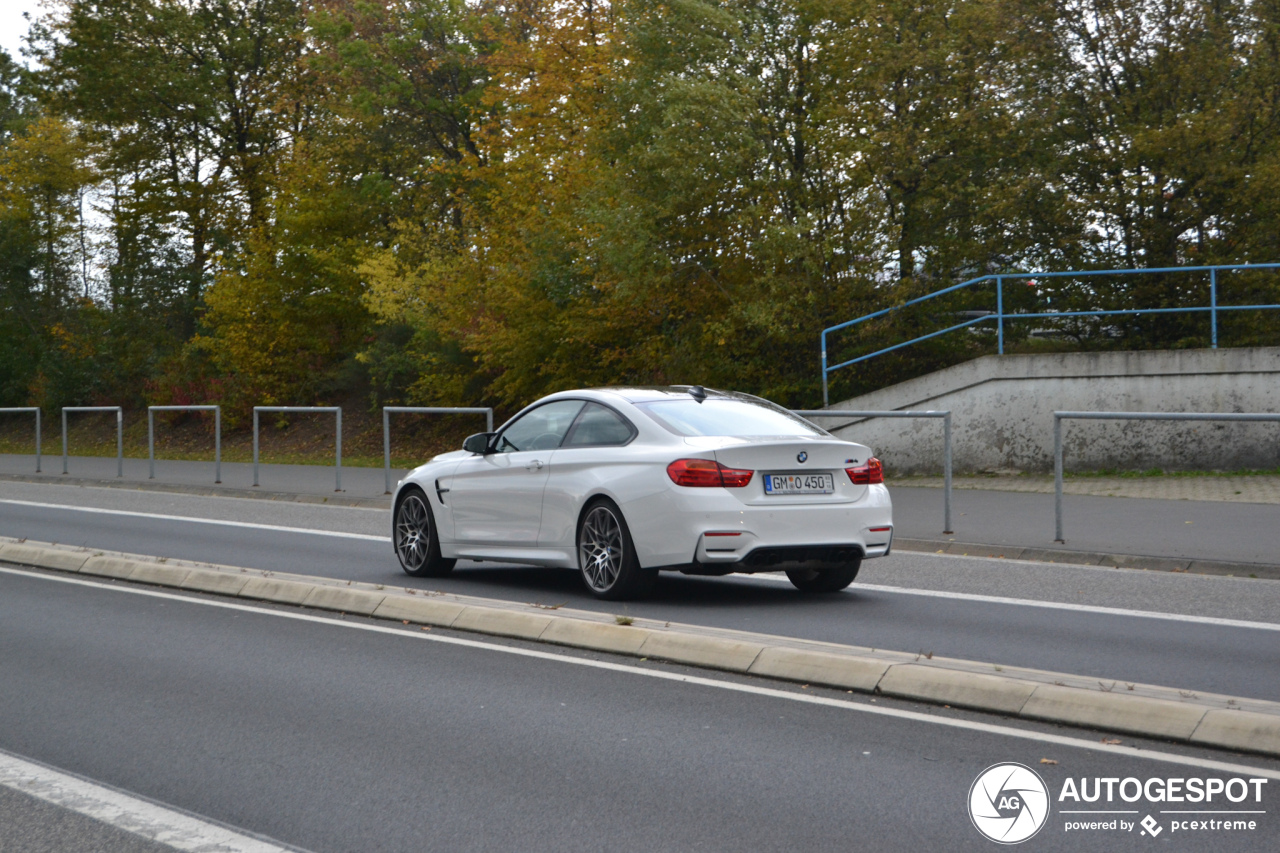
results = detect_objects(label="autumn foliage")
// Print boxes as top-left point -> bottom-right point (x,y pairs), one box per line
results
5,0 -> 1280,417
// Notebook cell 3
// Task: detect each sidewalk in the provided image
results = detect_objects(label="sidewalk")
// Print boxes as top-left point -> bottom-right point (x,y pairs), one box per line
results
3,453 -> 1278,571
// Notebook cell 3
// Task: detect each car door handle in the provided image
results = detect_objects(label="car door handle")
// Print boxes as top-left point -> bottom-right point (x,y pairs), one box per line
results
525,459 -> 544,471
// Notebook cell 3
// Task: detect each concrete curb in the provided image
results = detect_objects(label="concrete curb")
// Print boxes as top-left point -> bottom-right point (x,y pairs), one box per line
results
4,537 -> 1280,759
894,537 -> 1280,580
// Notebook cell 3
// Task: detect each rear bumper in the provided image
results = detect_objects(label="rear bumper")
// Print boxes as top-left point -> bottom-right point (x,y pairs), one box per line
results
624,483 -> 893,569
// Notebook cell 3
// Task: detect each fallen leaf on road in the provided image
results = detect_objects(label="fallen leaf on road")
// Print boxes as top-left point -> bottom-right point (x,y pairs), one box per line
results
1101,738 -> 1121,745
1040,759 -> 1058,765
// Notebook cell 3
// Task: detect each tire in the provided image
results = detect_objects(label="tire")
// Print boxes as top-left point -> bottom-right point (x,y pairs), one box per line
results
577,499 -> 656,600
785,558 -> 861,593
394,488 -> 456,577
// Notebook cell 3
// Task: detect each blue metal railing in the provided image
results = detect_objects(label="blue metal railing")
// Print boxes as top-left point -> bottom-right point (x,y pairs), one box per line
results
820,263 -> 1280,406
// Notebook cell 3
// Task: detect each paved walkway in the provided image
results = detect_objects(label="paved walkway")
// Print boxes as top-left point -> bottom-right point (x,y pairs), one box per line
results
890,474 -> 1280,504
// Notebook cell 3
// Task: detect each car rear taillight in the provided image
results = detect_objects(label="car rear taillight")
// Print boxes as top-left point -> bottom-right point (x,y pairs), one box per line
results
846,457 -> 884,485
667,458 -> 755,488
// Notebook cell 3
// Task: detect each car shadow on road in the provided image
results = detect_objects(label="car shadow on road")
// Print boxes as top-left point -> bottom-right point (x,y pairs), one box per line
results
408,562 -> 866,612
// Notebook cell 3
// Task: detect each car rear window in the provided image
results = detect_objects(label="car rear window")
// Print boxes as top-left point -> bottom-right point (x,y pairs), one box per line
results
635,399 -> 825,437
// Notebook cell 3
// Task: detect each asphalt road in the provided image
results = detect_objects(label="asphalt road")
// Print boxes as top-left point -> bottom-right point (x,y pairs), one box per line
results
1,483 -> 1278,704
2,568 -> 1277,853
6,452 -> 1280,564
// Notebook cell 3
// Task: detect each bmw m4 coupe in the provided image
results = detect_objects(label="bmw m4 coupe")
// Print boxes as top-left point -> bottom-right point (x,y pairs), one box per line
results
392,386 -> 892,599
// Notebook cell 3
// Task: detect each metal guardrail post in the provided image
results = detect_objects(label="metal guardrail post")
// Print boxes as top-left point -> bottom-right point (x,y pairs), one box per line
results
1054,414 -> 1064,542
821,330 -> 830,408
996,276 -> 1004,355
381,406 -> 497,493
1052,410 -> 1280,542
793,409 -> 953,534
943,412 -> 953,534
61,407 -> 123,477
1210,268 -> 1218,349
252,406 -> 343,491
252,409 -> 259,487
0,408 -> 41,472
148,405 -> 221,483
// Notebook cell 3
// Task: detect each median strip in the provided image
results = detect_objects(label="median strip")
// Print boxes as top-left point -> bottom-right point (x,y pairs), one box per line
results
3,537 -> 1278,758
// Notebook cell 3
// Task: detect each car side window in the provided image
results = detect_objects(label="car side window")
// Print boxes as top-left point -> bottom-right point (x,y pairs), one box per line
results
494,400 -> 585,453
563,402 -> 636,448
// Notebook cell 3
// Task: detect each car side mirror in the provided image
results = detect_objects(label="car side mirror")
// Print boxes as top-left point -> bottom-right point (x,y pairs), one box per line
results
463,432 -> 494,454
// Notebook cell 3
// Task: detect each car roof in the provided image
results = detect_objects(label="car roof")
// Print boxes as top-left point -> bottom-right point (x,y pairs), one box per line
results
580,386 -> 748,404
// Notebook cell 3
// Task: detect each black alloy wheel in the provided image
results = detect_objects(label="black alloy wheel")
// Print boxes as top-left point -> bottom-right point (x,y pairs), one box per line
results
394,488 -> 456,577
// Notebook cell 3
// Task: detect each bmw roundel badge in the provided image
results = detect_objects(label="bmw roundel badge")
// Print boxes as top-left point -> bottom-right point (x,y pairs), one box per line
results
796,451 -> 808,463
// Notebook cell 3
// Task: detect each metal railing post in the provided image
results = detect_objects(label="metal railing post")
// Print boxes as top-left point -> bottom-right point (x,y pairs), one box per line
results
821,330 -> 830,408
1054,414 -> 1064,543
943,412 -> 953,534
252,409 -> 260,487
1052,410 -> 1280,543
1210,268 -> 1218,348
214,407 -> 221,484
0,408 -> 42,472
996,276 -> 1004,355
382,406 -> 497,494
383,409 -> 392,495
147,405 -> 221,483
252,406 -> 343,491
60,407 -> 124,477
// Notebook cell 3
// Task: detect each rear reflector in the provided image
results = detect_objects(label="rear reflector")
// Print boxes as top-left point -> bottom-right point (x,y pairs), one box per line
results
704,531 -> 742,537
868,526 -> 892,532
667,458 -> 755,488
846,457 -> 884,485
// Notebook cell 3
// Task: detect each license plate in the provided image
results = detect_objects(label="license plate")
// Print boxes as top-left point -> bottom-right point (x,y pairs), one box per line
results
763,473 -> 835,495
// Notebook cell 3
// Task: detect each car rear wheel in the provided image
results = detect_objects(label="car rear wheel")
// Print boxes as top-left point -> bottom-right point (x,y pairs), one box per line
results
395,488 -> 456,577
577,499 -> 655,600
785,559 -> 861,593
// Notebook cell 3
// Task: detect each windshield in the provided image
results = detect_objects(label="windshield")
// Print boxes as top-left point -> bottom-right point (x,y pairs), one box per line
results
635,398 -> 825,437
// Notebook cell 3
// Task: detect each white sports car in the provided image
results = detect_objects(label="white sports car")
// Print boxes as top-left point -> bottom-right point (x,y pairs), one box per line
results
392,386 -> 892,599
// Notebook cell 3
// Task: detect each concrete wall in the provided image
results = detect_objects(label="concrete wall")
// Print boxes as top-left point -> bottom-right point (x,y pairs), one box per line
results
820,348 -> 1280,474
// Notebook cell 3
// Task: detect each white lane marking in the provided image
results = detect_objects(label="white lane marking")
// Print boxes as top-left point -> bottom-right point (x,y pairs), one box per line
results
0,499 -> 387,542
3,566 -> 1277,781
4,497 -> 1277,631
743,573 -> 1280,632
0,748 -> 302,853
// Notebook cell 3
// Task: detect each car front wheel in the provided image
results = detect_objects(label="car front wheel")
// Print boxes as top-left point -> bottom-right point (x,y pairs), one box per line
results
394,488 -> 456,577
785,559 -> 861,593
577,499 -> 655,600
